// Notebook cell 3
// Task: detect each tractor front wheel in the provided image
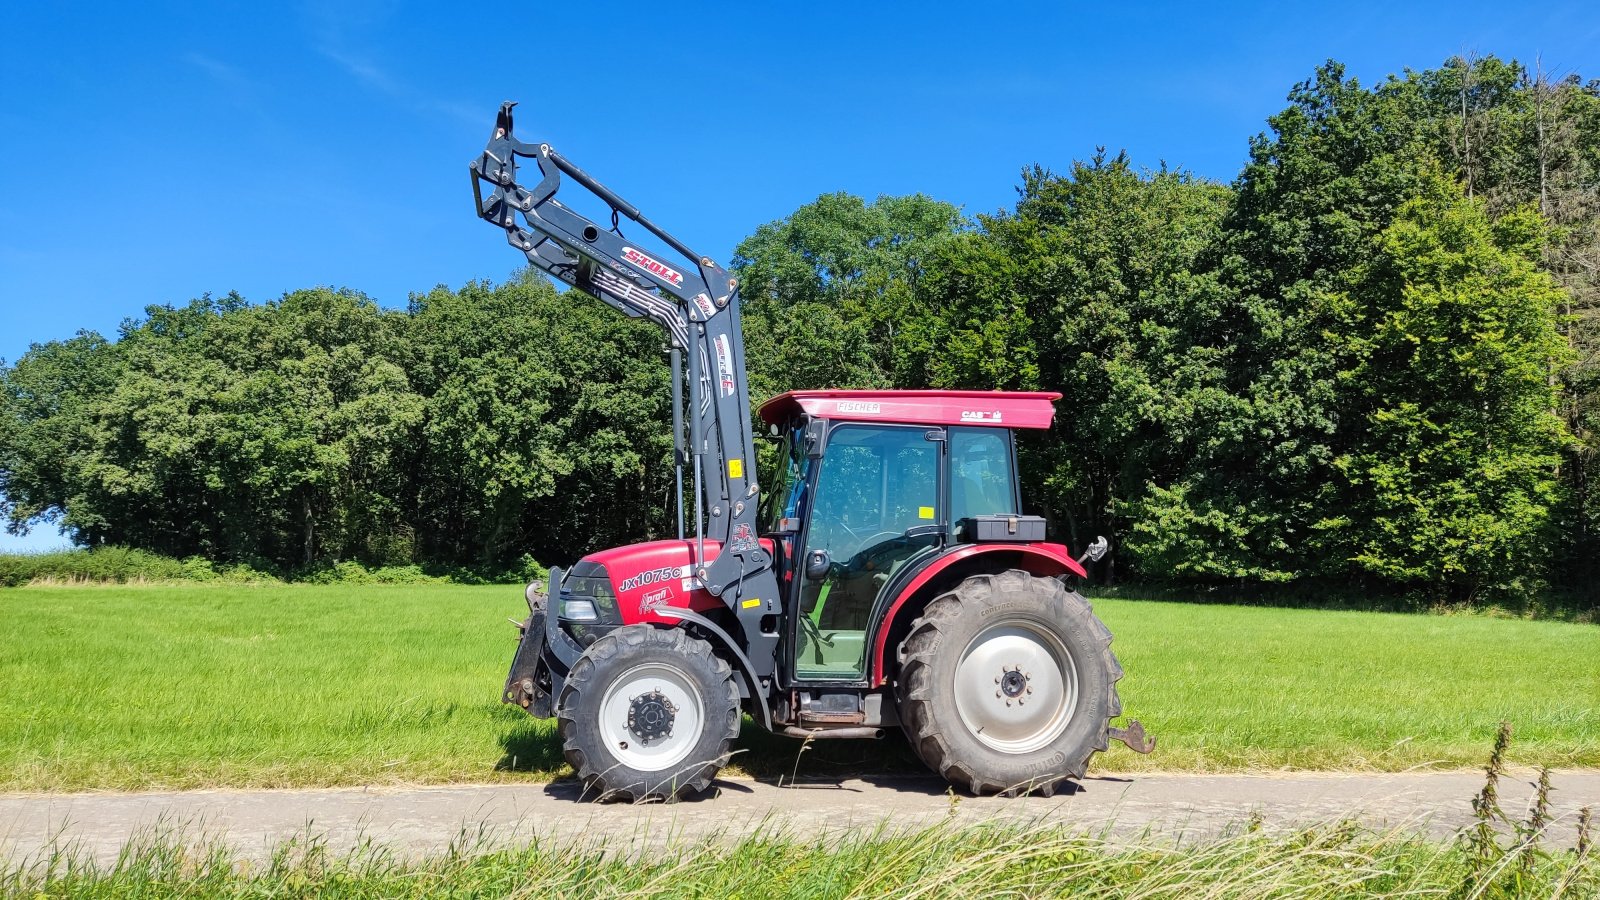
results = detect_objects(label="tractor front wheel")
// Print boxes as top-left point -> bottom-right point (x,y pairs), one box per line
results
897,569 -> 1123,796
556,624 -> 740,801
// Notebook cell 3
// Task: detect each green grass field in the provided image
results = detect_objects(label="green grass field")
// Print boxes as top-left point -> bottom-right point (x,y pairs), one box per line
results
1,583 -> 1596,792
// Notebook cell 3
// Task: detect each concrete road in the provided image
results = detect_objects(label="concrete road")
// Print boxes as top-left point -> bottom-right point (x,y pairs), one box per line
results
4,771 -> 1597,868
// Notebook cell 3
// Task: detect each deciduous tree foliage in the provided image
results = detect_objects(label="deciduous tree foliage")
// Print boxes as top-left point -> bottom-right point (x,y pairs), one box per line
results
1,53 -> 1595,604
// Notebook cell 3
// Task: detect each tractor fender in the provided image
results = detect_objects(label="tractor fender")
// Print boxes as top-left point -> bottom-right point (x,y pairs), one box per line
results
651,606 -> 773,731
870,542 -> 1086,687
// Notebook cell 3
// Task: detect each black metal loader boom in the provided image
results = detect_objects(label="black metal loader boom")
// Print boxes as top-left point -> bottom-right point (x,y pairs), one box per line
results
470,102 -> 782,687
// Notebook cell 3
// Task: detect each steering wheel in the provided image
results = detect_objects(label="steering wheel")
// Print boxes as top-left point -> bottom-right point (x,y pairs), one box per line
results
842,531 -> 906,574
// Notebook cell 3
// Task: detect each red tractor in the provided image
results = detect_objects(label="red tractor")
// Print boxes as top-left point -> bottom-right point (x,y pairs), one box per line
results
472,103 -> 1150,800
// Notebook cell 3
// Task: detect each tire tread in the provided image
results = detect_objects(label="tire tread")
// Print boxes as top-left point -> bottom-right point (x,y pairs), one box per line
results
556,625 -> 740,802
898,570 -> 1123,796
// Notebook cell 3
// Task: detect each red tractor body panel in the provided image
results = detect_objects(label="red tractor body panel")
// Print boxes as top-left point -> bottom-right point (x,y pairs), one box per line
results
869,541 -> 1085,686
760,389 -> 1063,430
587,538 -> 778,625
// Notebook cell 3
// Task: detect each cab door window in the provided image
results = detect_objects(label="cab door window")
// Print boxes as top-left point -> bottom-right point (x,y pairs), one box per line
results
795,424 -> 939,680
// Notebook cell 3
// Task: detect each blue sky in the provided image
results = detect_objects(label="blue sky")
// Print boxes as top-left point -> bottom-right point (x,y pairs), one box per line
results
2,1 -> 1597,551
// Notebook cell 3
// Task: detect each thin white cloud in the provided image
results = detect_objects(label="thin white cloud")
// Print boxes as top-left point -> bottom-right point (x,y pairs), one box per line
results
316,45 -> 402,94
302,0 -> 476,127
183,52 -> 251,88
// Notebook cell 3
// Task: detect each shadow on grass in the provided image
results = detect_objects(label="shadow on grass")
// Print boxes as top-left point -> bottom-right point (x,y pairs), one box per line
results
494,721 -> 566,774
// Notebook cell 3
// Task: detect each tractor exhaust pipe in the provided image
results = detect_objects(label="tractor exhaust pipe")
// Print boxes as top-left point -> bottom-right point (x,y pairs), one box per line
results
781,726 -> 885,740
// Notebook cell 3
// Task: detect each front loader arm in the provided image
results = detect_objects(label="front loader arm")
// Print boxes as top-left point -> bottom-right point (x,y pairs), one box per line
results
469,103 -> 780,679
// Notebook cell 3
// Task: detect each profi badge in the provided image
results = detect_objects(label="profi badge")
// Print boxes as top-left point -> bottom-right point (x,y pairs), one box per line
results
639,587 -> 672,614
621,246 -> 684,286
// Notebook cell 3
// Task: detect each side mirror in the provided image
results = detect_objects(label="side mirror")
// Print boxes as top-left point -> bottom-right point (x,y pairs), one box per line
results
803,417 -> 827,458
1076,536 -> 1110,565
804,548 -> 831,580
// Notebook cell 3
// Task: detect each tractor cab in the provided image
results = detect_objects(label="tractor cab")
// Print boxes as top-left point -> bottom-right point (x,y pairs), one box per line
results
757,390 -> 1063,684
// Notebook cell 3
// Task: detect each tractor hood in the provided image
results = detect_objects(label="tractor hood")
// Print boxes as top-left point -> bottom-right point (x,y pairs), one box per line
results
577,538 -> 775,625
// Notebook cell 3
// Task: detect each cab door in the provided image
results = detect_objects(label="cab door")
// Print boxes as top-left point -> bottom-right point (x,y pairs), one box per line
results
791,423 -> 942,682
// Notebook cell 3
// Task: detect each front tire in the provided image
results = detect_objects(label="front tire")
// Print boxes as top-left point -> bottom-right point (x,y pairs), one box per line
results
897,570 -> 1123,796
557,625 -> 740,801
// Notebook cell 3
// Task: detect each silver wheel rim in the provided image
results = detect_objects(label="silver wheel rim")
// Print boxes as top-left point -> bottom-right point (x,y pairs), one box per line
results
953,620 -> 1077,753
597,663 -> 704,772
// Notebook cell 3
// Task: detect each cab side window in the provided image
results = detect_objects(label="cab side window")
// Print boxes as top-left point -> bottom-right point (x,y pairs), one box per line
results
949,428 -> 1016,523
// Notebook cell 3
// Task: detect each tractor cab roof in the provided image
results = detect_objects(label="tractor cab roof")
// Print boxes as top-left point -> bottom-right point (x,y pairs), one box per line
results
758,389 -> 1062,430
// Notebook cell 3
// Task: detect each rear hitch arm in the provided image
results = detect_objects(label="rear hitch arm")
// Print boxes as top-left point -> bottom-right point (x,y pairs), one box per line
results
1109,719 -> 1156,754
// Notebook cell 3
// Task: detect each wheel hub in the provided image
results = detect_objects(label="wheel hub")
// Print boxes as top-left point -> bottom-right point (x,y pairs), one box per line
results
954,622 -> 1078,754
627,690 -> 677,742
998,666 -> 1028,698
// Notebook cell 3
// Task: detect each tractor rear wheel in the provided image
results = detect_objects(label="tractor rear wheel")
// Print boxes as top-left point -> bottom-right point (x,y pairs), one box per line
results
896,569 -> 1122,796
556,624 -> 740,801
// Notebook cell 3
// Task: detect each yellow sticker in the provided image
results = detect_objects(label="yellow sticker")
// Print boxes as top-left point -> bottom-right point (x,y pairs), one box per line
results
729,459 -> 743,479
741,598 -> 761,609
918,506 -> 935,520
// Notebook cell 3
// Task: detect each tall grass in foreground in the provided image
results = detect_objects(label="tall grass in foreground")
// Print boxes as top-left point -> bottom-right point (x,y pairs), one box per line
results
5,815 -> 1596,899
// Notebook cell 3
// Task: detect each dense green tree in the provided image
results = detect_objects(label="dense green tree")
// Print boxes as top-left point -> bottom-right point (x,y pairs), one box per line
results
2,290 -> 423,568
1126,61 -> 1435,583
407,273 -> 677,567
106,289 -> 422,566
733,192 -> 967,397
1322,183 -> 1571,590
406,278 -> 573,566
0,331 -> 123,538
1130,62 -> 1577,597
910,155 -> 1231,577
1379,56 -> 1600,594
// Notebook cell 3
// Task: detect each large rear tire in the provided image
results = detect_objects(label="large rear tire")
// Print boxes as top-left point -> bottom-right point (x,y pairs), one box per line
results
896,569 -> 1122,796
557,624 -> 740,801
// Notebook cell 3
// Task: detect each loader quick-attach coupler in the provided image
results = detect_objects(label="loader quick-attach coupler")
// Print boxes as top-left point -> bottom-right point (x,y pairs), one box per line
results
1109,719 -> 1157,754
502,567 -> 582,719
503,604 -> 553,718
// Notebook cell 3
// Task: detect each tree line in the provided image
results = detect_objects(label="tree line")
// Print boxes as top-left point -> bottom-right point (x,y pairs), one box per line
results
2,55 -> 1596,605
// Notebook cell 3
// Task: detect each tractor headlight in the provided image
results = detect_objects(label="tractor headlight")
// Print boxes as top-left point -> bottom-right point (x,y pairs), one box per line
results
555,562 -> 620,625
560,598 -> 599,622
